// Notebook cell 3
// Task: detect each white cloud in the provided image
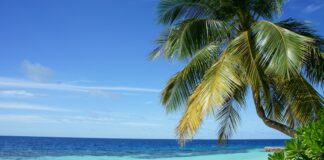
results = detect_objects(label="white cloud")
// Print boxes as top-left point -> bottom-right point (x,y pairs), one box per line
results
0,90 -> 35,97
0,113 -> 162,127
21,60 -> 53,82
303,3 -> 324,13
0,102 -> 78,112
0,77 -> 160,94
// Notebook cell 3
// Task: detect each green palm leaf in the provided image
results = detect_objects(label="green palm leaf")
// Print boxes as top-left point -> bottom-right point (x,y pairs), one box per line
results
161,43 -> 220,112
213,84 -> 246,143
253,21 -> 316,79
158,0 -> 215,24
262,80 -> 286,123
230,31 -> 271,106
252,0 -> 284,20
277,18 -> 324,85
158,0 -> 243,25
150,18 -> 231,60
261,76 -> 323,128
214,101 -> 242,143
278,76 -> 323,123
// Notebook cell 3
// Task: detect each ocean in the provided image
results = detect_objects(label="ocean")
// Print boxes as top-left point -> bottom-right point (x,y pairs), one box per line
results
0,136 -> 286,160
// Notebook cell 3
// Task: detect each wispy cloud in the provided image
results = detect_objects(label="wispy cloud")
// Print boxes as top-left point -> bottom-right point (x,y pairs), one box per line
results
0,90 -> 35,97
0,102 -> 78,112
65,80 -> 95,85
0,113 -> 161,127
0,77 -> 160,94
21,60 -> 53,82
0,114 -> 54,123
57,115 -> 115,124
303,3 -> 324,13
0,114 -> 106,124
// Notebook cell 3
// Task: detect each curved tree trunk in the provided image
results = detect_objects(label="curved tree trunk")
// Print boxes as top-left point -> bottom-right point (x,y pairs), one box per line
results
252,88 -> 296,137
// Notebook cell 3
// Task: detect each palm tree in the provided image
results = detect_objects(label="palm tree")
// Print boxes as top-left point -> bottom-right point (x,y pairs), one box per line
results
151,0 -> 323,143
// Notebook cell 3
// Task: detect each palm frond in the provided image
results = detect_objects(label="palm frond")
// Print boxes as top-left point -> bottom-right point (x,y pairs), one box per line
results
253,20 -> 316,79
277,18 -> 324,85
158,0 -> 215,24
259,79 -> 299,129
282,105 -> 300,129
161,43 -> 220,112
176,37 -> 245,143
262,80 -> 286,123
158,0 -> 242,25
150,18 -> 231,60
261,75 -> 322,129
213,84 -> 247,143
277,18 -> 320,39
303,51 -> 324,86
214,101 -> 241,143
229,31 -> 271,107
252,0 -> 285,20
277,76 -> 323,123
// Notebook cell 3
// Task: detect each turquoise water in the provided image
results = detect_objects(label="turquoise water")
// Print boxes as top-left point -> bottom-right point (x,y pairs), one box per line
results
0,150 -> 270,160
0,149 -> 269,160
0,136 -> 283,160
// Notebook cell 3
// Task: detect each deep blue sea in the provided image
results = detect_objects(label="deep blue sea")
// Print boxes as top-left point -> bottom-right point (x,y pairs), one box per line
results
0,136 -> 286,160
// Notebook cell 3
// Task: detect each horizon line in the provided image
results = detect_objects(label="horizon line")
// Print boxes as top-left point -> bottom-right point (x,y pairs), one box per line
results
0,135 -> 289,140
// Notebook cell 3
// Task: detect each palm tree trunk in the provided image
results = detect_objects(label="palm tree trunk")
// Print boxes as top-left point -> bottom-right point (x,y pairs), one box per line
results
252,88 -> 296,137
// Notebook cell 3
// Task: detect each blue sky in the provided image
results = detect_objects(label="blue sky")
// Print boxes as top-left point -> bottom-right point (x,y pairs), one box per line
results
0,0 -> 322,139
